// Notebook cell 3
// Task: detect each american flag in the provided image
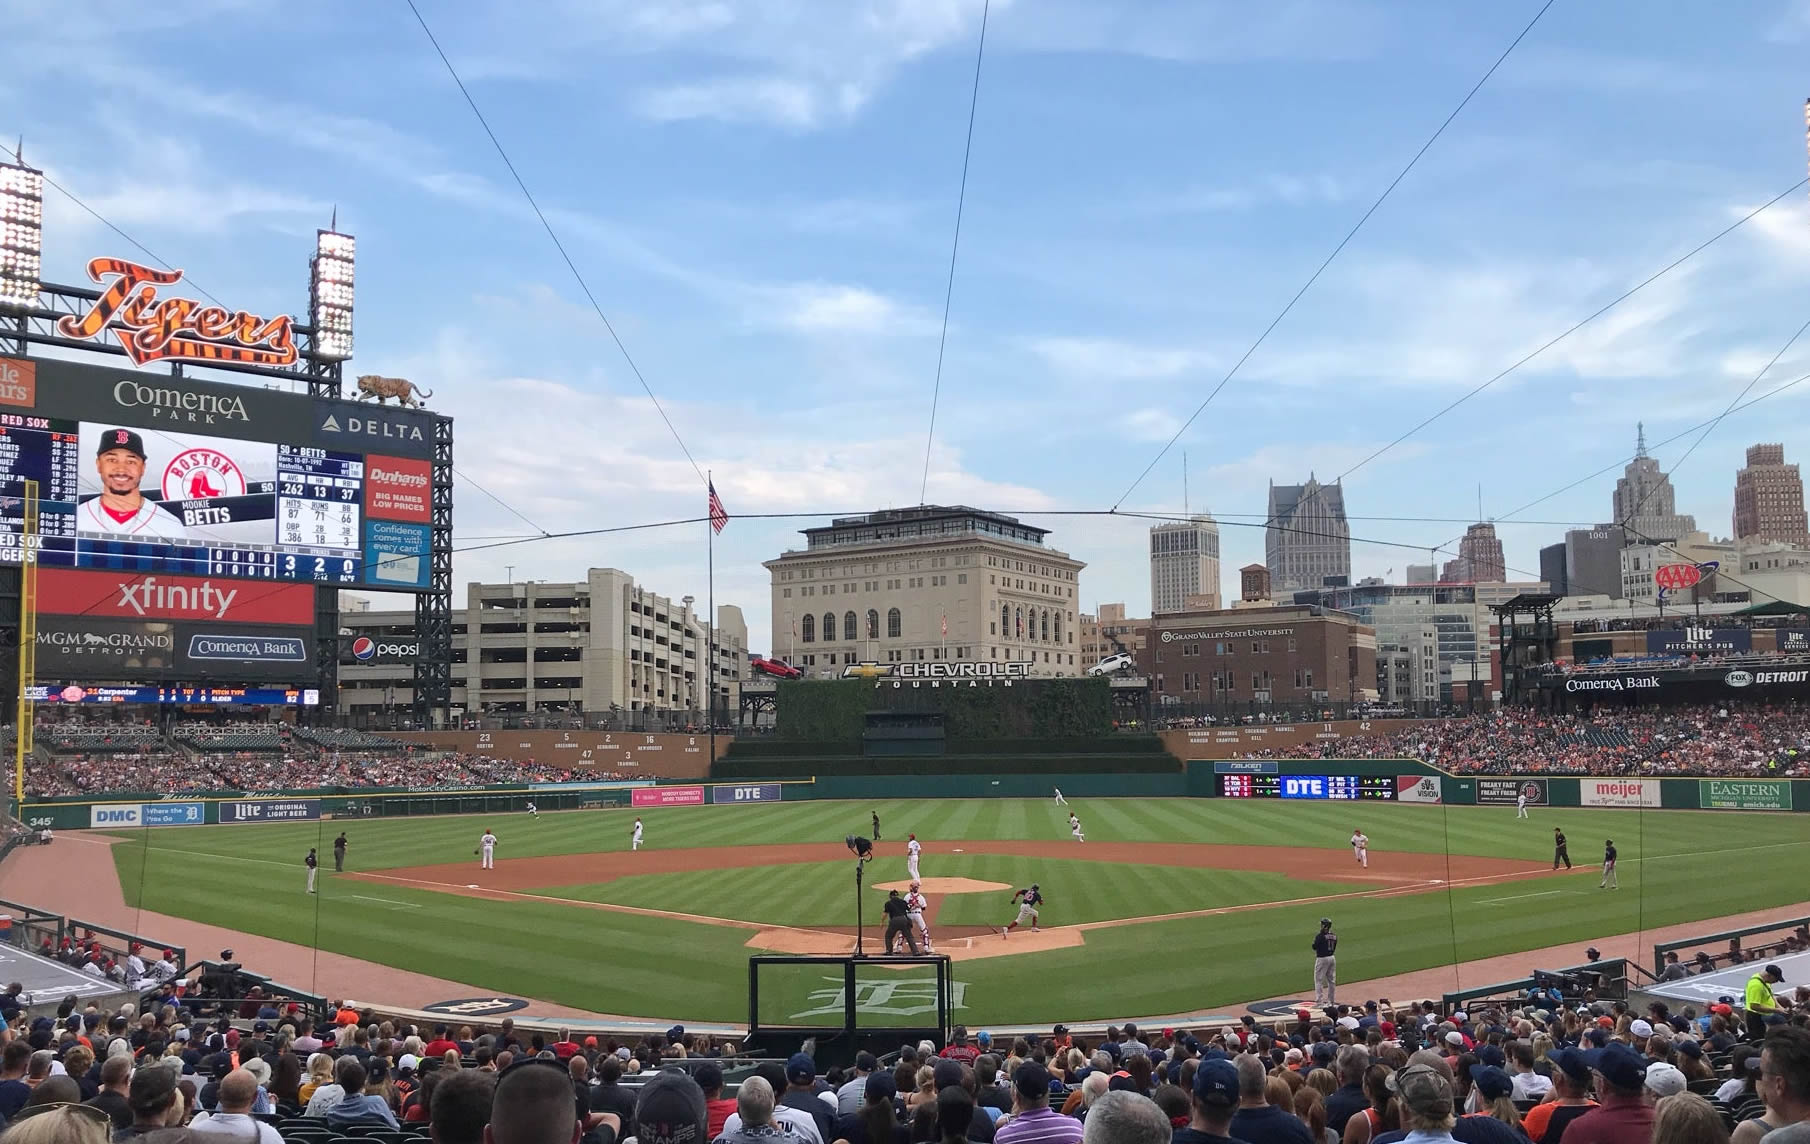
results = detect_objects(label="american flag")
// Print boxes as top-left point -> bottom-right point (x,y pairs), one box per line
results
941,614 -> 947,637
708,480 -> 728,534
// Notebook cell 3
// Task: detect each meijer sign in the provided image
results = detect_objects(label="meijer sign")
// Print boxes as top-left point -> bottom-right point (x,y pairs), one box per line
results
1580,778 -> 1662,808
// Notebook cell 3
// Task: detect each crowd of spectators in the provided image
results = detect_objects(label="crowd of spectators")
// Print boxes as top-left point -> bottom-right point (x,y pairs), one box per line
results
1262,703 -> 1810,777
0,988 -> 1804,1144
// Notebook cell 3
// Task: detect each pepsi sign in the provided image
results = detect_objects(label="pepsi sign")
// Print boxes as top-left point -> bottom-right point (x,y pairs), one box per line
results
342,635 -> 422,664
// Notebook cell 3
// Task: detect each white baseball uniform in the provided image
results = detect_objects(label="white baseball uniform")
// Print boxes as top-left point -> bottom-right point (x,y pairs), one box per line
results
526,801 -> 539,817
632,820 -> 644,850
1350,831 -> 1368,868
906,838 -> 921,880
1069,815 -> 1084,842
905,890 -> 933,953
79,496 -> 191,539
1053,788 -> 1067,805
1517,794 -> 1528,818
479,831 -> 497,869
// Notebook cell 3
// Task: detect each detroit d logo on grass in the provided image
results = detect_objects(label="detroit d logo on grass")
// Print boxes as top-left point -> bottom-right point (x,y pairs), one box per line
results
790,977 -> 967,1021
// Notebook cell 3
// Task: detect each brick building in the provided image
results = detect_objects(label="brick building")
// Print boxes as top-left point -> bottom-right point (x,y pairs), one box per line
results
1137,604 -> 1377,711
1733,443 -> 1809,547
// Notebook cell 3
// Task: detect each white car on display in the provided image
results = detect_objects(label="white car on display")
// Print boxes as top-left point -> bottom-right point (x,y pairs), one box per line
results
1087,652 -> 1135,676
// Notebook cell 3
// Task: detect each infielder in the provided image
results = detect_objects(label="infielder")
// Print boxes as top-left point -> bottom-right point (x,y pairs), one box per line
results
1069,813 -> 1085,843
906,833 -> 921,881
305,848 -> 318,894
632,818 -> 645,851
904,882 -> 934,954
478,828 -> 498,870
81,429 -> 191,539
1312,917 -> 1338,1007
1516,791 -> 1529,819
1350,828 -> 1369,869
1002,884 -> 1043,936
871,810 -> 881,840
1053,787 -> 1067,806
526,801 -> 539,819
1600,839 -> 1618,889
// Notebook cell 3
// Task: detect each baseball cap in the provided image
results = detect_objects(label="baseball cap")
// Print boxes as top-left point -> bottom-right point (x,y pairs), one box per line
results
785,1053 -> 816,1085
866,1072 -> 898,1102
129,1063 -> 178,1113
97,429 -> 146,459
1477,1045 -> 1505,1068
1644,1062 -> 1686,1098
1394,1065 -> 1453,1118
634,1071 -> 708,1144
1583,1043 -> 1649,1091
1629,1020 -> 1653,1037
1676,1040 -> 1703,1060
1337,1016 -> 1360,1031
1764,964 -> 1785,980
1312,1042 -> 1336,1061
694,1063 -> 723,1092
1192,1058 -> 1238,1106
1015,1061 -> 1053,1100
932,1059 -> 965,1091
399,1054 -> 419,1072
1444,1031 -> 1465,1047
1552,1048 -> 1591,1086
1472,1066 -> 1513,1102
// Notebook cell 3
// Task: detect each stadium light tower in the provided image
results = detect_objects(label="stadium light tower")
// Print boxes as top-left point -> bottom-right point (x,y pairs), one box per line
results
310,226 -> 355,360
0,155 -> 43,311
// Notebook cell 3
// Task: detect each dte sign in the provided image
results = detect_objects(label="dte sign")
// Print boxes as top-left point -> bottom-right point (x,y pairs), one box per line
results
1280,777 -> 1328,800
711,783 -> 782,805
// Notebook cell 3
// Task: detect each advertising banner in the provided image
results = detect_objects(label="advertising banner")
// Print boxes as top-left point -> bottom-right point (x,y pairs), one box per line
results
364,455 -> 432,523
218,799 -> 321,823
1212,760 -> 1279,774
340,635 -> 422,665
89,803 -> 142,828
632,785 -> 705,808
33,591 -> 314,682
1478,778 -> 1547,806
1646,628 -> 1753,656
141,802 -> 205,826
1396,775 -> 1443,803
1700,779 -> 1793,811
37,569 -> 315,625
1580,778 -> 1663,807
710,783 -> 782,805
366,520 -> 432,589
1778,628 -> 1810,653
37,616 -> 177,675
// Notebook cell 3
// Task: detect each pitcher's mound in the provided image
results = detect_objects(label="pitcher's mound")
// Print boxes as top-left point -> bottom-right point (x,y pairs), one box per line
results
875,877 -> 1010,894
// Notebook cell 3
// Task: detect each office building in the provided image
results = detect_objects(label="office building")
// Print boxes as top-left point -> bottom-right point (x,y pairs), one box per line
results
1442,521 -> 1506,583
1138,604 -> 1378,707
763,505 -> 1086,677
1377,624 -> 1439,708
1539,542 -> 1568,596
1150,514 -> 1221,613
1265,475 -> 1351,593
1733,443 -> 1809,547
338,568 -> 747,722
1613,424 -> 1696,544
1620,531 -> 1736,606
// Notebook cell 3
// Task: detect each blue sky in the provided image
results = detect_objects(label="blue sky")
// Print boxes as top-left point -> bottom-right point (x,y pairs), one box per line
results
6,0 -> 1810,650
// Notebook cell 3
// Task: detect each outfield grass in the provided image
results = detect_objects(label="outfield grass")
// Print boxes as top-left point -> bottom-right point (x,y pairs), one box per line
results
103,798 -> 1810,1024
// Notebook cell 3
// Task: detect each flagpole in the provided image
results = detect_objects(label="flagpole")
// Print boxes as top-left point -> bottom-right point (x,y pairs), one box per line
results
707,472 -> 716,766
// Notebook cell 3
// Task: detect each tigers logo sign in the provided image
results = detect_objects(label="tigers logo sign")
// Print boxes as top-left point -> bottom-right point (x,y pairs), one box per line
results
56,258 -> 298,368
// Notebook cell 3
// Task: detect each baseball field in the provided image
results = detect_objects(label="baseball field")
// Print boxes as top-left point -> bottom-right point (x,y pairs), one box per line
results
99,797 -> 1809,1025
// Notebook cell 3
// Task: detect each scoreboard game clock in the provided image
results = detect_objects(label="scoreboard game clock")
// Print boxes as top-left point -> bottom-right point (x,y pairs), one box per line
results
1219,774 -> 1396,800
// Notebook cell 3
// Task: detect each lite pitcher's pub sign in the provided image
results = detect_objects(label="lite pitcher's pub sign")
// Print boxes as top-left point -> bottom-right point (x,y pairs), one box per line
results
56,258 -> 299,368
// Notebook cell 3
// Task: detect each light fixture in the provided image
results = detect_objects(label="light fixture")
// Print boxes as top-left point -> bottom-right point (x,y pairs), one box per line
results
0,159 -> 43,311
309,228 -> 355,360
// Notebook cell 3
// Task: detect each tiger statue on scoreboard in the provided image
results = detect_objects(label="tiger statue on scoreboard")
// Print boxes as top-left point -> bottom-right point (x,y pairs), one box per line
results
354,375 -> 434,408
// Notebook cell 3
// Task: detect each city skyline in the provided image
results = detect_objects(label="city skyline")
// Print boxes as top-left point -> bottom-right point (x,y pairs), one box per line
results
5,3 -> 1808,653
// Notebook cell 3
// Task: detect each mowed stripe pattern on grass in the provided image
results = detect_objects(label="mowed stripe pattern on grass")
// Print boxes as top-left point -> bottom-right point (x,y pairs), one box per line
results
532,856 -> 1362,928
102,799 -> 1810,1024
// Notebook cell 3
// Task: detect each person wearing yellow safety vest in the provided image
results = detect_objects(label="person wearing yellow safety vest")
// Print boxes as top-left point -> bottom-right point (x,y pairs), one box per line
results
1745,964 -> 1788,1042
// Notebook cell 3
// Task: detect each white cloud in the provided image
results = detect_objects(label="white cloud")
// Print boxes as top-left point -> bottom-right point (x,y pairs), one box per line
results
1134,174 -> 1350,215
1744,200 -> 1810,263
1118,408 -> 1183,442
765,283 -> 938,335
1027,337 -> 1215,381
636,77 -> 824,129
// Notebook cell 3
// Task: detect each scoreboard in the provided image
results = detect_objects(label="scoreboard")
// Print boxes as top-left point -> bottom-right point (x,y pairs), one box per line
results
1219,774 -> 1396,800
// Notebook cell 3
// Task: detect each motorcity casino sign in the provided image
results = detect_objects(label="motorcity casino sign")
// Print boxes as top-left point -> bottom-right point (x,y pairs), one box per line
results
841,661 -> 1031,686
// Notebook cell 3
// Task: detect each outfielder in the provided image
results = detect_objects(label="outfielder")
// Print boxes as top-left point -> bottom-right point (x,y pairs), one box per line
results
1002,884 -> 1043,936
1516,792 -> 1528,818
1600,839 -> 1618,889
1350,828 -> 1369,868
478,828 -> 498,870
1069,813 -> 1085,843
80,429 -> 191,539
1312,917 -> 1338,1007
305,848 -> 318,894
904,882 -> 934,953
906,833 -> 921,881
632,818 -> 645,850
526,801 -> 539,818
1053,787 -> 1067,806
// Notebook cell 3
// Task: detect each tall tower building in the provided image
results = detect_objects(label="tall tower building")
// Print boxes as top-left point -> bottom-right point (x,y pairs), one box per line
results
1150,514 -> 1221,614
1612,423 -> 1696,543
1442,521 -> 1506,583
1733,443 -> 1809,546
1266,475 -> 1351,593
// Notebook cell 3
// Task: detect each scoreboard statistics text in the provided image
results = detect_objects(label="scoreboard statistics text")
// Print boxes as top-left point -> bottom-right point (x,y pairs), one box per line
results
1219,774 -> 1396,800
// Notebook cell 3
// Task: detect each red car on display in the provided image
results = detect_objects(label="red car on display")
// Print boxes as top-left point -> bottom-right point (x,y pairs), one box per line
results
750,655 -> 803,679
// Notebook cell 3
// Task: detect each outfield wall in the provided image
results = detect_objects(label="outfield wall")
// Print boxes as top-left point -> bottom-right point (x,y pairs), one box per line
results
383,731 -> 721,777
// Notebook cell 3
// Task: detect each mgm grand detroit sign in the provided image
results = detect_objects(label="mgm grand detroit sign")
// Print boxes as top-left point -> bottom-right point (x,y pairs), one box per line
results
841,661 -> 1031,688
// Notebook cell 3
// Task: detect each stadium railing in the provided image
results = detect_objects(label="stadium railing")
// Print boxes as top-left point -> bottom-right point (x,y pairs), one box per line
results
1653,914 -> 1810,975
66,917 -> 188,976
1440,956 -> 1635,1013
170,958 -> 329,1025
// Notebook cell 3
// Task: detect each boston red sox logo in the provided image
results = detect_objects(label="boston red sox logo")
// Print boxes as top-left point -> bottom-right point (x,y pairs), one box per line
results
162,448 -> 246,502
